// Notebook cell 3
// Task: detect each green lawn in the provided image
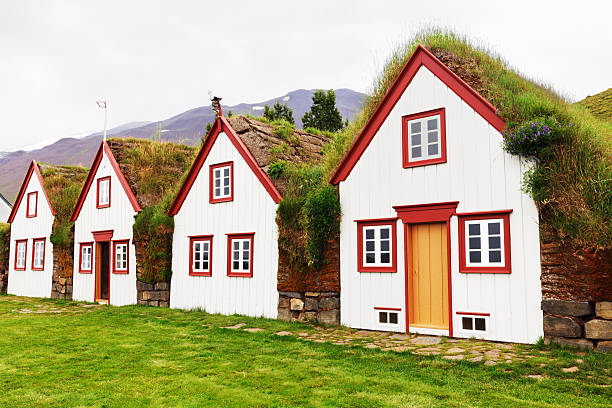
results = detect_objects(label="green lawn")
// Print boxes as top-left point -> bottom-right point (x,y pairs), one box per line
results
0,295 -> 610,407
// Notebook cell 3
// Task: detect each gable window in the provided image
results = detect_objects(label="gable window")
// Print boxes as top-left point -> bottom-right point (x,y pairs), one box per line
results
189,235 -> 213,276
356,218 -> 397,272
458,211 -> 512,273
97,177 -> 111,208
26,192 -> 38,218
402,108 -> 447,168
14,240 -> 27,270
79,242 -> 93,273
32,238 -> 46,271
227,233 -> 254,277
210,162 -> 233,203
112,240 -> 129,274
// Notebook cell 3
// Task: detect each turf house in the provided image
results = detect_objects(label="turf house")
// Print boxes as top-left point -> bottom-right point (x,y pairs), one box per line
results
167,113 -> 336,319
6,161 -> 88,298
70,139 -> 196,306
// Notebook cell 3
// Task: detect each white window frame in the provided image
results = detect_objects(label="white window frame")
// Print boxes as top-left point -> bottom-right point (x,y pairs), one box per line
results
81,245 -> 92,271
459,315 -> 489,335
16,241 -> 27,269
98,178 -> 110,207
377,310 -> 400,327
363,225 -> 393,267
33,239 -> 45,269
230,238 -> 251,275
464,218 -> 505,267
212,165 -> 232,200
192,238 -> 211,274
27,192 -> 37,217
114,243 -> 128,272
407,114 -> 442,162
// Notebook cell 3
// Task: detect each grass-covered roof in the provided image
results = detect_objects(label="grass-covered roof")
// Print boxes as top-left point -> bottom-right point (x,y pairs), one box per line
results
323,30 -> 611,247
576,88 -> 612,123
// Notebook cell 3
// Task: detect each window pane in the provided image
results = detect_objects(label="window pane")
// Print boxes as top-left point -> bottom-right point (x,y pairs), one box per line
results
224,187 -> 230,195
195,252 -> 200,261
234,241 -> 239,250
427,118 -> 438,131
427,144 -> 438,156
203,242 -> 209,251
410,122 -> 421,133
462,317 -> 473,330
243,261 -> 249,270
233,261 -> 239,270
380,240 -> 389,251
489,250 -> 502,263
215,188 -> 220,196
365,229 -> 374,239
381,253 -> 390,264
379,311 -> 388,323
475,318 -> 486,331
224,168 -> 229,177
488,222 -> 500,235
366,253 -> 375,264
469,251 -> 481,263
215,169 -> 220,178
194,261 -> 200,270
203,252 -> 208,261
411,134 -> 421,146
224,178 -> 230,186
202,261 -> 208,270
243,250 -> 249,260
380,228 -> 389,239
233,251 -> 239,260
365,241 -> 375,252
389,313 -> 398,324
215,179 -> 220,187
243,241 -> 249,250
428,130 -> 438,143
469,237 -> 481,249
488,236 -> 501,249
411,147 -> 421,158
468,224 -> 480,236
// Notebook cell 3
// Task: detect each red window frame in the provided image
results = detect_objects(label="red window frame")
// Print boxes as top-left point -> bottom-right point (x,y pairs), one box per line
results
14,239 -> 27,271
112,239 -> 130,274
96,176 -> 111,209
79,242 -> 94,274
402,107 -> 447,168
31,237 -> 46,271
209,161 -> 234,203
226,233 -> 254,277
26,191 -> 38,218
189,235 -> 213,277
356,218 -> 398,273
457,210 -> 512,274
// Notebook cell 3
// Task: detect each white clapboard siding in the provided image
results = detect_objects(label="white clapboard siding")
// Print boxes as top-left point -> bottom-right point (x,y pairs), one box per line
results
7,172 -> 54,298
171,132 -> 279,318
72,151 -> 137,306
339,65 -> 542,343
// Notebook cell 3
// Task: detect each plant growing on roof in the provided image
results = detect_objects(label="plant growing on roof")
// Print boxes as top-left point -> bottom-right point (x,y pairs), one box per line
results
267,160 -> 287,179
302,90 -> 344,132
264,101 -> 295,124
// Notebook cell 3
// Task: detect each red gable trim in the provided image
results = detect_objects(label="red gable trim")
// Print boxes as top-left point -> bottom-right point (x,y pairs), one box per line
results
70,141 -> 141,222
168,116 -> 282,216
7,161 -> 56,223
330,45 -> 506,185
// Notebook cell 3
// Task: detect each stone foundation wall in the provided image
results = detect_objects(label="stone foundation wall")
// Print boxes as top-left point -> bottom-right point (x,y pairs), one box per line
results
277,238 -> 340,324
541,229 -> 612,351
51,245 -> 73,300
136,281 -> 170,307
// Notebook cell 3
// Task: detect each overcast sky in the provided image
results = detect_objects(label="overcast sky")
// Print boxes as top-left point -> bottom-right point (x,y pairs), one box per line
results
1,1 -> 610,151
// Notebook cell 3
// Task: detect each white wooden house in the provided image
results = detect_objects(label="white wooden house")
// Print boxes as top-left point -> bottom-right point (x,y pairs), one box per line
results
6,161 -> 56,298
330,45 -> 543,344
168,115 -> 326,318
70,141 -> 140,305
0,192 -> 11,223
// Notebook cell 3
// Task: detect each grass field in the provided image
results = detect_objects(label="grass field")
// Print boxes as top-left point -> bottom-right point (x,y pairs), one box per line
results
0,295 -> 610,407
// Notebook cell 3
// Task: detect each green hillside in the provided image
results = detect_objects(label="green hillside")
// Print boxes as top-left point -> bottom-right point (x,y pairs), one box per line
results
576,88 -> 612,123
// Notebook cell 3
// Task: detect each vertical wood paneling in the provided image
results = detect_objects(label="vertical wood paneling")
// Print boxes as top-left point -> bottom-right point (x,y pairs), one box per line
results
8,173 -> 54,298
72,153 -> 137,305
170,132 -> 278,319
339,65 -> 543,342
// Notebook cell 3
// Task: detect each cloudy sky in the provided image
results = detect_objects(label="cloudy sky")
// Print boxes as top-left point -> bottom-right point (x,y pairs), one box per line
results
1,1 -> 610,151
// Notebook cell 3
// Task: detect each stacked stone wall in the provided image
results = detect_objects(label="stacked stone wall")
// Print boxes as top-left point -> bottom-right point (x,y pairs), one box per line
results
51,245 -> 73,299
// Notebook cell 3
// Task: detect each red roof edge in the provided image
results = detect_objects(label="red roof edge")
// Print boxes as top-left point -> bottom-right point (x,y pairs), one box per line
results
167,116 -> 282,216
330,45 -> 505,185
70,141 -> 141,222
8,161 -> 56,223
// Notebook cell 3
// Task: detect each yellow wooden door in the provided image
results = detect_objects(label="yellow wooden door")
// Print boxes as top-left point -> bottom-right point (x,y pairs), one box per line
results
407,222 -> 449,330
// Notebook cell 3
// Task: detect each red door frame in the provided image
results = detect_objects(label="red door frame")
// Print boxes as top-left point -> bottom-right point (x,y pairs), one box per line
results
92,230 -> 113,303
393,202 -> 458,337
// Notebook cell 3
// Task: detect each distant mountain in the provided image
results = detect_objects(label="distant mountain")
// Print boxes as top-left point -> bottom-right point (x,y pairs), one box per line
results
0,89 -> 365,202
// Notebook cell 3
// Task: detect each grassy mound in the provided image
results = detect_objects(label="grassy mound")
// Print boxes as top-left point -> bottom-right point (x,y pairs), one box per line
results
322,30 -> 611,247
0,223 -> 9,270
108,138 -> 198,283
576,88 -> 612,123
